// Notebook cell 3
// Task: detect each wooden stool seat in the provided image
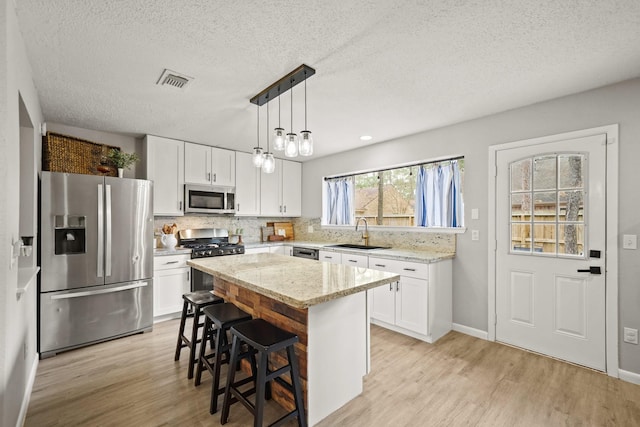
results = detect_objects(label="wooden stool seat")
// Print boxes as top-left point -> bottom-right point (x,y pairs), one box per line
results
195,303 -> 253,414
174,290 -> 224,380
221,318 -> 307,427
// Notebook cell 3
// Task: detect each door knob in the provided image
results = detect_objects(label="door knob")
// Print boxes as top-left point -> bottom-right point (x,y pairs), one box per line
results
577,266 -> 601,275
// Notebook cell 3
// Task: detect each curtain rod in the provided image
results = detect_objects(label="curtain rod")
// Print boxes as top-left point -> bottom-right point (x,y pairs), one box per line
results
324,155 -> 464,181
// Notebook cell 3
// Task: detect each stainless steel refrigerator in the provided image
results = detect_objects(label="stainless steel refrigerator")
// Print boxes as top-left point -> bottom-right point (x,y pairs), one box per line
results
39,171 -> 154,358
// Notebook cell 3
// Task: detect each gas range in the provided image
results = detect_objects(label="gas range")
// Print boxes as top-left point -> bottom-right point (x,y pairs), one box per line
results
183,242 -> 245,258
178,228 -> 245,259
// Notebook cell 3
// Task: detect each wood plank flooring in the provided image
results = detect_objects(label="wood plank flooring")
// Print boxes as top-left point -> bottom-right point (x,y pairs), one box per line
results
26,320 -> 640,426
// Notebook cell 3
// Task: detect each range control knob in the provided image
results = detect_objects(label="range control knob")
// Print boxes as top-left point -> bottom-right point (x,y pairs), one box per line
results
205,250 -> 213,256
217,249 -> 224,255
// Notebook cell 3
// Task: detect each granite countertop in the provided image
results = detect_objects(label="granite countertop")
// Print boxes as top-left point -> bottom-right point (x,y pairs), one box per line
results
245,241 -> 454,263
154,247 -> 192,256
188,253 -> 399,309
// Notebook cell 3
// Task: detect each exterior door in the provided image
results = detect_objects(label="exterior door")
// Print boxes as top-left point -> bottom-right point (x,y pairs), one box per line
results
495,134 -> 606,371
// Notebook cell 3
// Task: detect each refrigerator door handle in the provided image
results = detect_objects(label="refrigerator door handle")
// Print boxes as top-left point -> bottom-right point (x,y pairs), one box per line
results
97,184 -> 104,277
105,184 -> 112,277
50,281 -> 148,300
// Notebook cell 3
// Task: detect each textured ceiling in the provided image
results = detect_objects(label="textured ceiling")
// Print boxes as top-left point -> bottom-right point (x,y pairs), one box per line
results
15,0 -> 640,160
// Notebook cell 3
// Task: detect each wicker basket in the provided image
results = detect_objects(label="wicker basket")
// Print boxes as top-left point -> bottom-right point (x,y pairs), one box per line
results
43,132 -> 120,176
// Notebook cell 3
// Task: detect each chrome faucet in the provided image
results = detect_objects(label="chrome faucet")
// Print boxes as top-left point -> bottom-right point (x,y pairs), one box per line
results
355,217 -> 369,246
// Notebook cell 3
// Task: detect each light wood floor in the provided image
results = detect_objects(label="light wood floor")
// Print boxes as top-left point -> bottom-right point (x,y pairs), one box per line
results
26,320 -> 640,426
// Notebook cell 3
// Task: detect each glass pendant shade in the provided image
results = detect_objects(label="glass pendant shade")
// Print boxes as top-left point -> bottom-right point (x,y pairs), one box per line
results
285,133 -> 299,157
262,152 -> 275,174
299,130 -> 313,156
252,147 -> 264,167
273,128 -> 285,151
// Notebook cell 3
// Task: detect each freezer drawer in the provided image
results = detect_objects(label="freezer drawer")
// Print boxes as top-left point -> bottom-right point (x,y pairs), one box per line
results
39,279 -> 153,357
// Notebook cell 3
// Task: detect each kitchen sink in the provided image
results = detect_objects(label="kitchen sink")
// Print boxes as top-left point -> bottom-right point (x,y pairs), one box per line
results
326,243 -> 390,250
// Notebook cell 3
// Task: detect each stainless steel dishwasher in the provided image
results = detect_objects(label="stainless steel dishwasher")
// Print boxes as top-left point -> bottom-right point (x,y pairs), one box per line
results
292,246 -> 319,260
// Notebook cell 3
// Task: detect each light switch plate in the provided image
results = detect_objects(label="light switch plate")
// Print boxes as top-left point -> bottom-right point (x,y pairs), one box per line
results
623,234 -> 637,250
471,230 -> 479,241
471,208 -> 479,220
624,327 -> 638,344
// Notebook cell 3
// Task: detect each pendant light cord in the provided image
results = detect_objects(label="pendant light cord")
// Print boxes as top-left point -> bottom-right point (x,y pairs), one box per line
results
278,87 -> 281,127
304,71 -> 308,130
256,103 -> 260,148
291,78 -> 294,131
266,97 -> 270,152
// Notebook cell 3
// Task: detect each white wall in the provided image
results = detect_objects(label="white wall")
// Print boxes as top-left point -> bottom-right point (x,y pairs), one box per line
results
302,78 -> 640,375
1,1 -> 44,426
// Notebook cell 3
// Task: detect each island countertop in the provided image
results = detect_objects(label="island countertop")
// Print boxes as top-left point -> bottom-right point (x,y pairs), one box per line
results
187,253 -> 400,309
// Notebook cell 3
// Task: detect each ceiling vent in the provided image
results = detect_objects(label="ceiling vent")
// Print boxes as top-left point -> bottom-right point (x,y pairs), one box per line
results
156,69 -> 193,90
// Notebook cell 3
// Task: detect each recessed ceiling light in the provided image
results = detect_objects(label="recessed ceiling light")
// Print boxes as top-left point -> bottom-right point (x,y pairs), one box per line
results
360,135 -> 372,141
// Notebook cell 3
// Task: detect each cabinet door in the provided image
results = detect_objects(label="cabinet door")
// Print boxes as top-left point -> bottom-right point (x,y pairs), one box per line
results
145,135 -> 184,216
370,283 -> 396,324
395,276 -> 428,335
153,267 -> 190,317
235,152 -> 260,215
211,147 -> 235,186
319,250 -> 341,264
184,143 -> 211,185
260,159 -> 282,216
281,160 -> 301,216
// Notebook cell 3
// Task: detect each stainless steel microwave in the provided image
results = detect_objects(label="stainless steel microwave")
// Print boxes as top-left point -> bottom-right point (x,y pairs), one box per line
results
184,184 -> 235,214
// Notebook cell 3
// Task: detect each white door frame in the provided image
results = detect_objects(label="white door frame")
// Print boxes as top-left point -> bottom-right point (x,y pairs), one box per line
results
488,124 -> 619,377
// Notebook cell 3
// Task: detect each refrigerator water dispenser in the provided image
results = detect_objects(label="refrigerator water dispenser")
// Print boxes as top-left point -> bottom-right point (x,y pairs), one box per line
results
54,215 -> 86,255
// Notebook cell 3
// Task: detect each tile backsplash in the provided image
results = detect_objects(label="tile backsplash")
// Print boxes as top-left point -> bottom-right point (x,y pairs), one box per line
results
155,216 -> 456,253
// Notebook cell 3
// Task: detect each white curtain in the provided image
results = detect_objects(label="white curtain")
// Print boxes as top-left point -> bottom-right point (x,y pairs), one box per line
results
415,160 -> 463,227
324,177 -> 353,225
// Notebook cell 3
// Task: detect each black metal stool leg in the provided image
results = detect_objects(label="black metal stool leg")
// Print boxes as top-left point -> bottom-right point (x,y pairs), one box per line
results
210,324 -> 225,414
174,300 -> 189,361
221,334 -> 241,425
195,316 -> 212,386
287,345 -> 307,427
188,306 -> 201,379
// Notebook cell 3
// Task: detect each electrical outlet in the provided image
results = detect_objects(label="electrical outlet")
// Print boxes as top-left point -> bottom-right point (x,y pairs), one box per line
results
623,234 -> 637,250
471,230 -> 479,241
307,225 -> 314,233
624,327 -> 638,344
471,208 -> 479,220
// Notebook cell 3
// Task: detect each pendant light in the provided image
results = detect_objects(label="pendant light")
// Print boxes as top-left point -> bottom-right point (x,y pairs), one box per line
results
272,87 -> 285,151
262,98 -> 275,174
252,103 -> 264,167
284,77 -> 299,158
299,70 -> 313,156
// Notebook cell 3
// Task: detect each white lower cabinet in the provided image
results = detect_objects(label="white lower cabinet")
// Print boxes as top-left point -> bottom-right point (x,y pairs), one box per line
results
319,250 -> 341,264
244,247 -> 270,254
153,254 -> 191,318
269,245 -> 285,255
368,257 -> 452,343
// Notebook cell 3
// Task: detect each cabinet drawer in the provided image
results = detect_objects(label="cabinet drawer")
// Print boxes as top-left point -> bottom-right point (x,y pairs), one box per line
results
342,253 -> 368,267
154,254 -> 190,271
368,257 -> 428,279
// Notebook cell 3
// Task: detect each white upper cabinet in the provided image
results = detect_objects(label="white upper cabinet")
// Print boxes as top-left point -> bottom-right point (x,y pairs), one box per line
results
281,160 -> 301,216
260,159 -> 302,217
184,142 -> 235,187
235,152 -> 261,216
144,135 -> 184,216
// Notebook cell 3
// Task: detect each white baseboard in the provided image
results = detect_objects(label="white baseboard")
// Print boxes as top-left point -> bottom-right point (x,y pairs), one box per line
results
18,354 -> 39,427
619,369 -> 640,385
452,323 -> 488,340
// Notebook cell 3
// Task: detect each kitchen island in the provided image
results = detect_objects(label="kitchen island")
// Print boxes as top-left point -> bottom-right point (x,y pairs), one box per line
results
188,253 -> 400,426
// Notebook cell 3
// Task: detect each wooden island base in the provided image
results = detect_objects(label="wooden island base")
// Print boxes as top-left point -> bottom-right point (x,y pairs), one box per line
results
213,276 -> 370,426
212,277 -> 309,412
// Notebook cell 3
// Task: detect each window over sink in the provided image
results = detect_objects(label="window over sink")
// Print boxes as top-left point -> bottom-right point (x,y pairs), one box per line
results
322,156 -> 465,231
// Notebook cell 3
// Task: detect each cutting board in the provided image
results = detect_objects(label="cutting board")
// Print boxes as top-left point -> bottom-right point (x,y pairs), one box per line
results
268,222 -> 294,241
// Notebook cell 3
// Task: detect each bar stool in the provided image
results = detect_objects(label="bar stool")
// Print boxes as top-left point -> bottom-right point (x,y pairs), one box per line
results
174,290 -> 224,380
194,303 -> 253,414
221,318 -> 307,427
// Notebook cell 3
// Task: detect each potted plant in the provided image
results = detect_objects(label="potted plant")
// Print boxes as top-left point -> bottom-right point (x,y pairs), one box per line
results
108,148 -> 139,177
